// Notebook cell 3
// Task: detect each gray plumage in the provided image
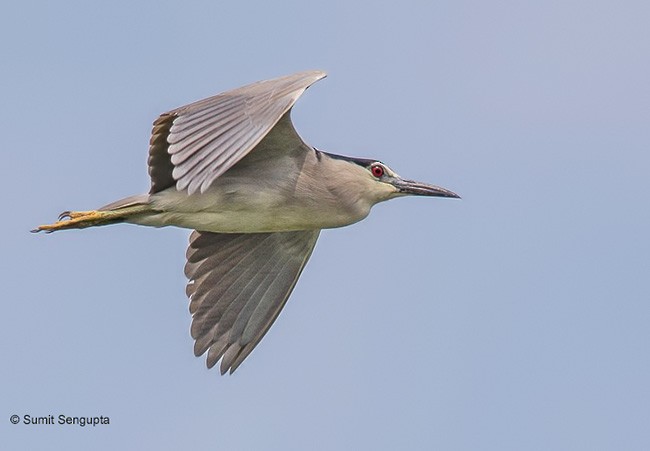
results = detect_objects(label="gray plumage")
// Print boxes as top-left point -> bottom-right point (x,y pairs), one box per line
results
185,230 -> 319,373
149,71 -> 326,195
34,70 -> 459,375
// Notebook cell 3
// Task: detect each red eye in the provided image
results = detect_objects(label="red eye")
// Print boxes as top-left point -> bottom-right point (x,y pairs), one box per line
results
371,164 -> 384,178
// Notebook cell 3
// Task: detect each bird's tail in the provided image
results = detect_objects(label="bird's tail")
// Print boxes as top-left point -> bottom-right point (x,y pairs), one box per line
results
32,194 -> 151,233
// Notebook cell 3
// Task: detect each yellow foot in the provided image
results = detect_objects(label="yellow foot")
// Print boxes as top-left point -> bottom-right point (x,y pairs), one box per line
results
32,210 -> 107,233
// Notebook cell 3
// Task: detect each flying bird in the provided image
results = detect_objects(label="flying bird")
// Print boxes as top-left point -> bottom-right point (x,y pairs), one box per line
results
34,70 -> 459,374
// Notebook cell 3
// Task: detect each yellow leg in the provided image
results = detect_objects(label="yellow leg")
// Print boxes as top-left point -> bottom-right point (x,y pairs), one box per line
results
33,203 -> 149,233
32,210 -> 111,233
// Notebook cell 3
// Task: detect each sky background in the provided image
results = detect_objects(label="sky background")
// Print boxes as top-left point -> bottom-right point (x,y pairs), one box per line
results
2,1 -> 649,449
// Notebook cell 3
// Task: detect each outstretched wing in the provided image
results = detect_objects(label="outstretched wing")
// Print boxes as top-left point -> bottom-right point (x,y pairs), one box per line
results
148,70 -> 326,194
185,230 -> 320,374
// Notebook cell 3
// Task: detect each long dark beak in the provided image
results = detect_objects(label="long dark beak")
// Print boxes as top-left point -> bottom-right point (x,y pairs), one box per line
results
392,178 -> 461,198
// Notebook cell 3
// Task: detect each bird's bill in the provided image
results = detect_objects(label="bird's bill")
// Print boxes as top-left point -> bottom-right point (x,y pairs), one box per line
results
392,178 -> 460,198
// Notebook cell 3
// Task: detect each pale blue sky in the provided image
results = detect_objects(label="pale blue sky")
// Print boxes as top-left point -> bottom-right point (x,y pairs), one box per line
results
2,1 -> 649,450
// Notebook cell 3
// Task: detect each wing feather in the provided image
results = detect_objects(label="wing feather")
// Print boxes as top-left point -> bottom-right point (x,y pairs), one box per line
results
184,230 -> 320,374
148,70 -> 326,194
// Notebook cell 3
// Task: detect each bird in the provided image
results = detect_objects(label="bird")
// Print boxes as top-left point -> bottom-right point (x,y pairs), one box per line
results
33,70 -> 459,375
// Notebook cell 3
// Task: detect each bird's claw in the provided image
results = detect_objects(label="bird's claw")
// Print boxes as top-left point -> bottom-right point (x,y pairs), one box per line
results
58,211 -> 72,221
32,210 -> 104,233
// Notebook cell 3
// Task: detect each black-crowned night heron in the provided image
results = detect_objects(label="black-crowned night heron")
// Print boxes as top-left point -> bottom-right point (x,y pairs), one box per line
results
34,70 -> 459,374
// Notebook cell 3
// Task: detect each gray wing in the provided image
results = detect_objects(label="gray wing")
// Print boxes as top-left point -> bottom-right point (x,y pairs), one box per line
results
148,70 -> 327,194
185,230 -> 320,375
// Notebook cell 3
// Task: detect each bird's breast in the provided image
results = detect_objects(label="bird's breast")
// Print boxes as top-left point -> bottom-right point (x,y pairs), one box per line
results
141,182 -> 372,233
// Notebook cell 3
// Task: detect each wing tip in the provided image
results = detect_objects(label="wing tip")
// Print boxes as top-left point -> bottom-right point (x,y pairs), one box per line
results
295,69 -> 327,87
305,69 -> 327,80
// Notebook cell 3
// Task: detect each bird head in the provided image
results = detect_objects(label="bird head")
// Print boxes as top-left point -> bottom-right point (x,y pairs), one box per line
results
322,151 -> 460,204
